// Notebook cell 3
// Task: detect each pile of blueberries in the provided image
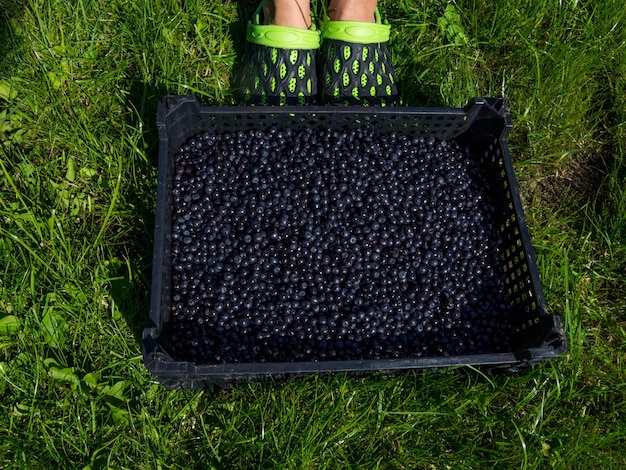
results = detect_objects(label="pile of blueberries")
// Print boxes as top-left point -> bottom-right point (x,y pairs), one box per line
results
164,126 -> 515,364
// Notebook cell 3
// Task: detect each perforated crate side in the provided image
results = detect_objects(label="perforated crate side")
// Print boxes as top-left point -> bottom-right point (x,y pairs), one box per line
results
157,95 -> 484,143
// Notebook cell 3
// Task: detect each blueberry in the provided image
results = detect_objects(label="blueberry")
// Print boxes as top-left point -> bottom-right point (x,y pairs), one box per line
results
165,126 -> 514,363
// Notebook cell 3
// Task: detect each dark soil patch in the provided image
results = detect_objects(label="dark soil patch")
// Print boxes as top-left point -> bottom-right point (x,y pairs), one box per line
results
523,151 -> 609,211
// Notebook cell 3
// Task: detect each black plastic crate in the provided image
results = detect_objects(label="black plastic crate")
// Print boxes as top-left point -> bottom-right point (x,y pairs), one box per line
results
143,95 -> 566,389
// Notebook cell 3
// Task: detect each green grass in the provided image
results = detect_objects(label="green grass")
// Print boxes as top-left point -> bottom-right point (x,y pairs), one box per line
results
1,0 -> 625,468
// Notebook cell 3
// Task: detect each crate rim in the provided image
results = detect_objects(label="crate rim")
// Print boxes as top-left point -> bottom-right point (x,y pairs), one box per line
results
145,94 -> 566,388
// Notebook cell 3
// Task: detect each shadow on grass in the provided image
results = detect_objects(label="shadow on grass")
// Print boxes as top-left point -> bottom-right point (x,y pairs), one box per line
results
0,2 -> 22,59
108,78 -> 169,344
1,2 -> 27,82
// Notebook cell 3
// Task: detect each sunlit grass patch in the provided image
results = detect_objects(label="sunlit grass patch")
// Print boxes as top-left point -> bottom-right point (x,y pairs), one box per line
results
0,0 -> 625,467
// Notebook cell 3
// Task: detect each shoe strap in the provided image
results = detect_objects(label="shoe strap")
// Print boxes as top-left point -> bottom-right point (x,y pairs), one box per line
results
321,9 -> 390,44
247,3 -> 320,49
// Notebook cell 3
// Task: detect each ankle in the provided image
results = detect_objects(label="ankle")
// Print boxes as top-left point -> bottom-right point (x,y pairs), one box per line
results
263,0 -> 311,29
327,0 -> 377,22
